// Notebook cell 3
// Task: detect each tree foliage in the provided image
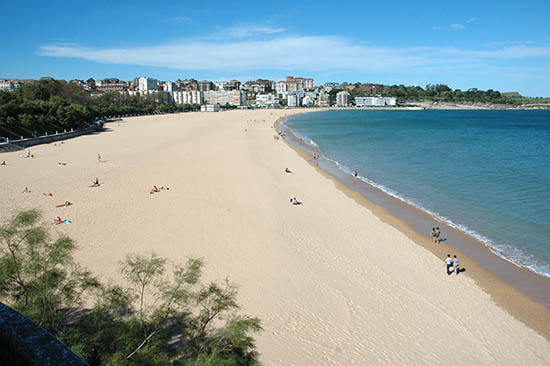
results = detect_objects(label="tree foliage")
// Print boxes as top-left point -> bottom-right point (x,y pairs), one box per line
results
0,210 -> 261,366
0,209 -> 100,334
0,79 -> 201,139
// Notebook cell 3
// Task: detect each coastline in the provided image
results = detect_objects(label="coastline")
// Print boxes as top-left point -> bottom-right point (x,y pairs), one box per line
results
278,110 -> 550,340
2,109 -> 549,364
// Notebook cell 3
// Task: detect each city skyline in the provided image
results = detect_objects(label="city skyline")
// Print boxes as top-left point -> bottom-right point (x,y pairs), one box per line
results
2,1 -> 550,96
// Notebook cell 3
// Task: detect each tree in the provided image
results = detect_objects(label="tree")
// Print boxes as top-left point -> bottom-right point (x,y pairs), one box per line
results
0,209 -> 100,334
1,210 -> 262,365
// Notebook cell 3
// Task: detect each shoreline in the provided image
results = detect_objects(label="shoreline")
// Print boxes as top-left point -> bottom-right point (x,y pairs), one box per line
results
2,110 -> 549,363
277,110 -> 550,340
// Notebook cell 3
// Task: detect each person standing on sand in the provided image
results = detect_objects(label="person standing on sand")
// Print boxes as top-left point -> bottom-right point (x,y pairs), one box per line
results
445,254 -> 453,275
97,153 -> 101,162
453,255 -> 460,275
431,228 -> 437,243
436,227 -> 441,243
354,171 -> 358,182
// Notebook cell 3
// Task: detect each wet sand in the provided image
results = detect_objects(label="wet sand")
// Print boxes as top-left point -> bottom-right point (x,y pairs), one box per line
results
279,112 -> 550,340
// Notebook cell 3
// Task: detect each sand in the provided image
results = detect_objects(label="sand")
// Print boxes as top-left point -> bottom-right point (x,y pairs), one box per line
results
1,110 -> 549,365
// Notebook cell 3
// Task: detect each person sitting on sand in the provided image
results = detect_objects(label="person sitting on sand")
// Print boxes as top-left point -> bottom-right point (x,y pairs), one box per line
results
160,186 -> 169,190
54,216 -> 63,225
90,178 -> 100,187
22,187 -> 31,193
285,168 -> 292,173
290,197 -> 302,205
43,192 -> 54,197
1,160 -> 6,165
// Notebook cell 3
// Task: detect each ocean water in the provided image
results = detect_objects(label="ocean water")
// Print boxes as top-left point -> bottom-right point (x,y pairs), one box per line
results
285,110 -> 550,277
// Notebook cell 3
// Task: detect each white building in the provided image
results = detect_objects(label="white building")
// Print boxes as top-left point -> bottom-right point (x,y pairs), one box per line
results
336,91 -> 350,107
173,90 -> 204,105
201,104 -> 220,112
287,94 -> 299,107
302,95 -> 314,107
317,92 -> 330,107
355,96 -> 397,107
0,79 -> 16,91
256,93 -> 279,108
138,77 -> 159,92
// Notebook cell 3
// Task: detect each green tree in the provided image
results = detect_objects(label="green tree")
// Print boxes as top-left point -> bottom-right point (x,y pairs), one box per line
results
0,209 -> 100,334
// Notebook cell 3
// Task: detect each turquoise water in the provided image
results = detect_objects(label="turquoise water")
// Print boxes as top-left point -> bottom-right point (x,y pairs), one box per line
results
285,110 -> 550,277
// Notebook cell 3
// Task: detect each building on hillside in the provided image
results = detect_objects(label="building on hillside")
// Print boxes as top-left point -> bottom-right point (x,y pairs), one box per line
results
0,79 -> 17,91
302,95 -> 315,107
355,96 -> 396,107
204,90 -> 246,106
317,92 -> 330,107
243,79 -> 272,93
138,77 -> 159,92
201,104 -> 220,112
255,93 -> 279,108
161,81 -> 174,93
274,76 -> 314,95
336,91 -> 350,107
0,78 -> 36,91
287,94 -> 299,107
95,78 -> 128,92
172,90 -> 204,105
198,80 -> 215,92
224,80 -> 241,91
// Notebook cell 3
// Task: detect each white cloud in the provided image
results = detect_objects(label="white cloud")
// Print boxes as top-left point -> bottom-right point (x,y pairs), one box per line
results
432,26 -> 441,30
466,17 -> 477,23
38,35 -> 550,77
450,24 -> 465,30
211,25 -> 285,39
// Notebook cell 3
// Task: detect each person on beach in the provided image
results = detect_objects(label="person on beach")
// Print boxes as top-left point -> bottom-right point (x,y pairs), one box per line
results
1,160 -> 6,165
431,228 -> 437,243
43,192 -> 54,197
445,254 -> 453,275
22,187 -> 31,193
453,255 -> 460,275
26,149 -> 31,158
97,153 -> 101,162
285,168 -> 292,173
290,197 -> 302,205
435,227 -> 441,243
90,178 -> 100,187
354,171 -> 358,182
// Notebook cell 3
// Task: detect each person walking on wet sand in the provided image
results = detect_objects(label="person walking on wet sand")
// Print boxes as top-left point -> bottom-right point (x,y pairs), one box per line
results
453,255 -> 460,275
445,254 -> 453,275
354,171 -> 358,182
435,227 -> 441,243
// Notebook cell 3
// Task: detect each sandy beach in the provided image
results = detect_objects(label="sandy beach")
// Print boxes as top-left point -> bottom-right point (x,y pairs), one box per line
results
1,109 -> 549,365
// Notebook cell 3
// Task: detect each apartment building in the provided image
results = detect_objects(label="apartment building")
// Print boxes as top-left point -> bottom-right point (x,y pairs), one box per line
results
336,91 -> 350,106
355,96 -> 397,107
172,90 -> 204,105
255,93 -> 279,108
138,77 -> 159,92
204,90 -> 246,106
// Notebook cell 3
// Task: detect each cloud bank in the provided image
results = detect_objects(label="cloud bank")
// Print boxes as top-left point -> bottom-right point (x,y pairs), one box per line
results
38,35 -> 550,76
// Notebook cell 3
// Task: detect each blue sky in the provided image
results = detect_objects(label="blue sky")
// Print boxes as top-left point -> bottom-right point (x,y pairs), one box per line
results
2,0 -> 550,96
